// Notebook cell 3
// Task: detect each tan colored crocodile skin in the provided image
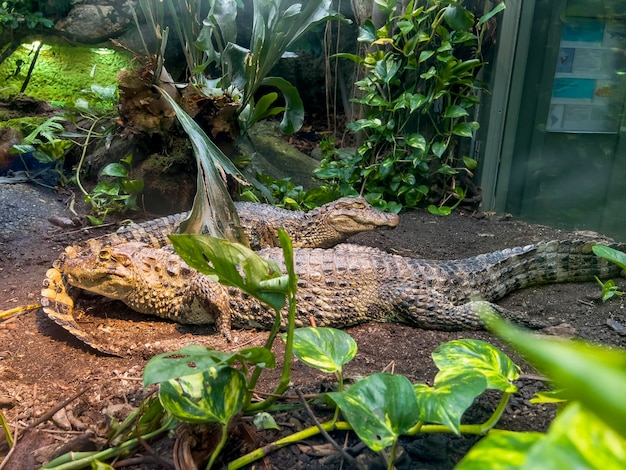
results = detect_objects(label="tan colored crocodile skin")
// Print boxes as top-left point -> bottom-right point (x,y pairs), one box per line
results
51,236 -> 625,355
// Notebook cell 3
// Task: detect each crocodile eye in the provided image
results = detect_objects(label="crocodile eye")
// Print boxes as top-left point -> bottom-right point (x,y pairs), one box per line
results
99,249 -> 111,261
112,253 -> 132,267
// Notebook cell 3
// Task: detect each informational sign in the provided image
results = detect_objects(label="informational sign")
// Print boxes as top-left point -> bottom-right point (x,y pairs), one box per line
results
547,19 -> 626,133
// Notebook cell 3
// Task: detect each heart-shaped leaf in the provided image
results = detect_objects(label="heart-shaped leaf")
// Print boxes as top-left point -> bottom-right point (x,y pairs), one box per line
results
327,373 -> 418,452
286,327 -> 357,373
414,369 -> 487,434
432,339 -> 519,393
159,366 -> 246,425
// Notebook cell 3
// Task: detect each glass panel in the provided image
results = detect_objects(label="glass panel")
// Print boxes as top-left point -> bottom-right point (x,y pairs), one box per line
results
504,0 -> 626,239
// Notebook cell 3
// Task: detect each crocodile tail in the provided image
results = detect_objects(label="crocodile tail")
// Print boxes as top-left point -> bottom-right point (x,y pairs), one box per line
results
41,267 -> 122,356
475,239 -> 626,301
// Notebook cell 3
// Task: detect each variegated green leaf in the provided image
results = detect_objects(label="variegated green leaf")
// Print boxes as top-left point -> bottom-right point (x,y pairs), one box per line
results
451,121 -> 480,137
144,345 -> 274,386
253,412 -> 280,431
326,373 -> 418,452
170,234 -> 288,311
159,366 -> 246,425
432,339 -> 519,393
286,327 -> 357,373
523,402 -> 626,469
458,403 -> 626,469
414,369 -> 487,434
483,312 -> 626,439
456,430 -> 543,469
444,104 -> 469,118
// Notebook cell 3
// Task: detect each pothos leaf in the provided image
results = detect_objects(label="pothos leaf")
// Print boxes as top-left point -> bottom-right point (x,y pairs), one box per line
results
159,366 -> 246,424
286,327 -> 357,373
326,373 -> 418,452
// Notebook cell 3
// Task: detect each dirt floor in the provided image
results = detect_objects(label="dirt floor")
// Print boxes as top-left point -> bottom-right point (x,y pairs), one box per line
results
1,183 -> 626,469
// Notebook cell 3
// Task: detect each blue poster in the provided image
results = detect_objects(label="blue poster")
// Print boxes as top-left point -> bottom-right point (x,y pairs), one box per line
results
552,78 -> 595,99
562,20 -> 605,43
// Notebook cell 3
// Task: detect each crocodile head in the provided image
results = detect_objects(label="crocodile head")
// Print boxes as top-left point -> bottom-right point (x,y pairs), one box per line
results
323,197 -> 399,231
59,241 -> 228,329
58,240 -> 143,300
307,197 -> 400,247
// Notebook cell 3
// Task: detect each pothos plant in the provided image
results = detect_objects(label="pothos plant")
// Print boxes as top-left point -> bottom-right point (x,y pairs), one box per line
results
316,0 -> 505,214
592,245 -> 626,302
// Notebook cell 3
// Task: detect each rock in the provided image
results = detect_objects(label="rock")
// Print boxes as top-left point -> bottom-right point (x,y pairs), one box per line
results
239,121 -> 320,190
543,322 -> 578,338
55,4 -> 131,44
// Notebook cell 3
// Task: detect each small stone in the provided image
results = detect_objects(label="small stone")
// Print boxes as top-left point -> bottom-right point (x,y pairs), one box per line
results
606,318 -> 625,336
543,322 -> 577,338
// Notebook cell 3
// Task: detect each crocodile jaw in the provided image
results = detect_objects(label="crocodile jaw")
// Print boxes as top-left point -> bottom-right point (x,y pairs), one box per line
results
65,270 -> 135,300
60,243 -> 137,300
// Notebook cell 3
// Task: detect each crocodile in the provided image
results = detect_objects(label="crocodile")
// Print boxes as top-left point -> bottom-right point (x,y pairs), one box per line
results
86,197 -> 400,250
41,197 -> 399,351
46,236 -> 626,355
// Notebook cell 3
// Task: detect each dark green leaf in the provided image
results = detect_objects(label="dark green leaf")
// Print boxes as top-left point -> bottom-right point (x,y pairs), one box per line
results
443,5 -> 474,32
418,50 -> 435,63
374,58 -> 401,84
406,93 -> 428,112
478,2 -> 506,26
101,163 -> 129,178
358,20 -> 378,43
221,42 -> 250,90
260,76 -> 305,134
397,20 -> 414,35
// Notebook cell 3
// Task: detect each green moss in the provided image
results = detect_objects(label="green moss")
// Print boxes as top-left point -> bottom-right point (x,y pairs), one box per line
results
0,39 -> 133,106
0,116 -> 47,133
